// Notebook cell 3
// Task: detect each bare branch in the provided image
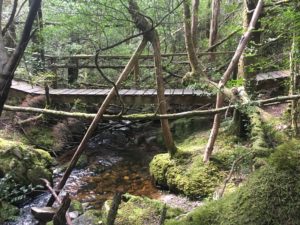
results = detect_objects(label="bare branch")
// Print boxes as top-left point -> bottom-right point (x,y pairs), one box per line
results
2,0 -> 18,36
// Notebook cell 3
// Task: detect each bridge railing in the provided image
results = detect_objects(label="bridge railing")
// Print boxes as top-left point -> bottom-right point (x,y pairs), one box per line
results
42,51 -> 235,88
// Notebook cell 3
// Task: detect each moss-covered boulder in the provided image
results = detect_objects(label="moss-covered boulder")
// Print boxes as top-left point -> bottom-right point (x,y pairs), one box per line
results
166,140 -> 300,225
0,138 -> 53,185
102,194 -> 182,225
150,152 -> 221,199
0,201 -> 19,223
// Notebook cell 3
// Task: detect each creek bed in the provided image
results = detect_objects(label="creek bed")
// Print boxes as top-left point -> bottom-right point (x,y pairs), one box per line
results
8,123 -> 201,224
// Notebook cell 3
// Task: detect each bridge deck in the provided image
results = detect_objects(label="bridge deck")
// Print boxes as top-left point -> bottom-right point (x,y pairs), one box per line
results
9,70 -> 290,105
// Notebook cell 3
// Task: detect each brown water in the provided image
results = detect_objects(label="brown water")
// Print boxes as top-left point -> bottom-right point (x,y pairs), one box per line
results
55,128 -> 163,210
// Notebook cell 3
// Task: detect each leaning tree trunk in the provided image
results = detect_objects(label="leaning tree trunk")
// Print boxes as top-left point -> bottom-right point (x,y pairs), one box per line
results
289,33 -> 300,135
183,0 -> 200,76
238,0 -> 261,92
128,0 -> 177,156
0,0 -> 42,116
47,39 -> 148,206
203,0 -> 264,163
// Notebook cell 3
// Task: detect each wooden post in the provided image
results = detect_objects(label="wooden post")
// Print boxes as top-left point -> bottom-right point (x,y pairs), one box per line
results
134,60 -> 140,88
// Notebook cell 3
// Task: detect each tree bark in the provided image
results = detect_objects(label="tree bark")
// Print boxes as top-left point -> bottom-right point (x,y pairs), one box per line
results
191,0 -> 200,49
128,0 -> 177,156
289,33 -> 299,135
203,0 -> 264,163
0,0 -> 42,116
208,0 -> 220,60
183,0 -> 203,79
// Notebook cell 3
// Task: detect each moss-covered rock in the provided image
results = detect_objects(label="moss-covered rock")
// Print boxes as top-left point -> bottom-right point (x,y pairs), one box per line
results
0,201 -> 19,223
166,140 -> 300,225
150,152 -> 222,199
0,138 -> 53,185
72,209 -> 102,225
102,194 -> 182,225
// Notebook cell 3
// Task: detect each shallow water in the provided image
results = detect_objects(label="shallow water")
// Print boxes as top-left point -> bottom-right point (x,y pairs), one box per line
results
9,123 -> 201,224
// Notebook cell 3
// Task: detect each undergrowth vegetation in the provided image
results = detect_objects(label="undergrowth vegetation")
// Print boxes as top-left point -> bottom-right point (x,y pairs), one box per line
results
166,139 -> 300,225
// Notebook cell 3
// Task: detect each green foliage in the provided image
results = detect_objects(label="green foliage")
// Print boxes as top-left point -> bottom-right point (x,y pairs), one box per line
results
102,194 -> 182,225
166,140 -> 300,225
25,127 -> 55,149
226,78 -> 244,88
0,201 -> 19,223
0,173 -> 43,205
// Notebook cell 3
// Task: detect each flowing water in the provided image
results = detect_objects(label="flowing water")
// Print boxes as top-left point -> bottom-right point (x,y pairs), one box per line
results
8,122 -> 201,225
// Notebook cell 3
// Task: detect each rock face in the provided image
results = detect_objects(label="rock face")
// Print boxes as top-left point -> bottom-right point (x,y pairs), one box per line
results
0,138 -> 53,185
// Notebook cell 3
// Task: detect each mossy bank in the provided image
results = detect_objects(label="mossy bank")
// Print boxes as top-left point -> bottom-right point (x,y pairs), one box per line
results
166,140 -> 300,225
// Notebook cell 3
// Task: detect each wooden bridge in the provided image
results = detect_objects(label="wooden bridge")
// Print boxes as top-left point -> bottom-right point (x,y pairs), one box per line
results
9,70 -> 290,105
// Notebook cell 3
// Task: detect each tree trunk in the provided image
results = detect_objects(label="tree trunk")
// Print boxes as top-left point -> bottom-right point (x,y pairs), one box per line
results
191,0 -> 200,49
290,33 -> 299,135
0,0 -> 42,116
128,0 -> 177,156
29,0 -> 45,73
152,33 -> 177,156
238,0 -> 261,91
208,0 -> 220,60
203,0 -> 264,163
183,0 -> 203,79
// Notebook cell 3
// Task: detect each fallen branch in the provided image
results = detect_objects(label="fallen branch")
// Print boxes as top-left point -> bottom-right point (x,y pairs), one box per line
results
3,93 -> 296,120
41,179 -> 72,225
107,192 -> 122,225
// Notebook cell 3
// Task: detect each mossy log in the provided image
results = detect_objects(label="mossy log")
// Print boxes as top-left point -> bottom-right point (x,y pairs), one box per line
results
3,94 -> 299,121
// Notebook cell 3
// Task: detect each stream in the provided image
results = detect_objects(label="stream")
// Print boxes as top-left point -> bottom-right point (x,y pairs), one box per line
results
7,121 -> 202,225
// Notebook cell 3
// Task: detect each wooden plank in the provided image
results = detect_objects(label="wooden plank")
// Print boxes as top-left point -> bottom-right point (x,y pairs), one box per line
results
143,89 -> 156,95
49,89 -> 71,95
29,87 -> 45,94
58,89 -> 80,95
256,73 -> 270,81
164,89 -> 172,96
194,90 -> 206,96
73,89 -> 100,95
183,89 -> 194,95
125,89 -> 138,95
94,89 -> 111,95
173,89 -> 184,95
15,85 -> 38,92
281,70 -> 290,76
118,89 -> 131,95
271,71 -> 283,79
131,90 -> 144,95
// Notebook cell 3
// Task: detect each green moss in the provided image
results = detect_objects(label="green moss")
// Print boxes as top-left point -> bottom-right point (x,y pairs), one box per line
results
72,209 -> 102,225
0,138 -> 53,185
0,201 -> 19,223
150,152 -> 222,198
166,140 -> 300,225
102,194 -> 182,225
25,127 -> 55,149
70,200 -> 84,214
